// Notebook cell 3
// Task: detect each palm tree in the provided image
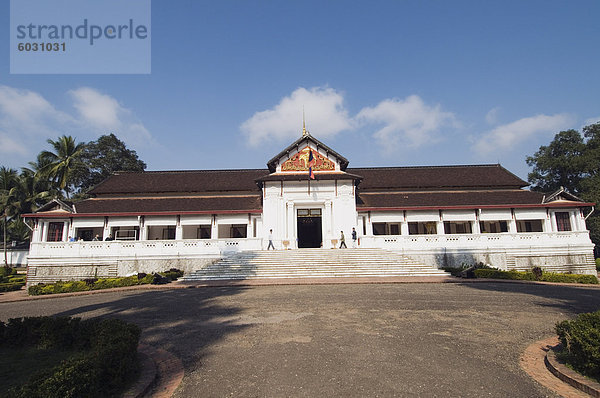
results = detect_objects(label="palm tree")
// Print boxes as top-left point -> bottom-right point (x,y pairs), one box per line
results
39,135 -> 87,198
0,167 -> 19,267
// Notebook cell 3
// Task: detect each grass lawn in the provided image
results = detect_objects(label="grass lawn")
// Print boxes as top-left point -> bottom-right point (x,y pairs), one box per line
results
0,346 -> 81,395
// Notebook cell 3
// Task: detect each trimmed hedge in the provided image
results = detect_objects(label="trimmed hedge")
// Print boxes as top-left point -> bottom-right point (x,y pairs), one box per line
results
0,268 -> 26,292
473,268 -> 599,284
1,316 -> 140,398
555,310 -> 600,381
0,282 -> 24,293
28,268 -> 184,296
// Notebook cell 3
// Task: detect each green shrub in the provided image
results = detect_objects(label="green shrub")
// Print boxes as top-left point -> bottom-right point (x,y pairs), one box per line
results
596,258 -> 600,271
28,271 -> 171,295
473,268 -> 598,284
0,282 -> 24,293
3,317 -> 140,398
0,266 -> 17,278
161,268 -> 184,281
555,310 -> 600,381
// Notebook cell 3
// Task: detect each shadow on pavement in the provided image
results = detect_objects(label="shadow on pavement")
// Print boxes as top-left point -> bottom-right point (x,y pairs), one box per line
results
457,280 -> 600,315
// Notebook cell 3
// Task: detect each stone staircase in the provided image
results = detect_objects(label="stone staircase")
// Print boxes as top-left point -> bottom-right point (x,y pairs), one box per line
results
182,248 -> 449,281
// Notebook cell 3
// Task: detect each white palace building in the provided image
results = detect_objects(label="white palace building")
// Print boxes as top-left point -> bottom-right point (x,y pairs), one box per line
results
23,131 -> 597,284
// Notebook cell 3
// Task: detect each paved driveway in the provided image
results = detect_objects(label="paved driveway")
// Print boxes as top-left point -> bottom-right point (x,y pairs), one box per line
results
1,282 -> 599,397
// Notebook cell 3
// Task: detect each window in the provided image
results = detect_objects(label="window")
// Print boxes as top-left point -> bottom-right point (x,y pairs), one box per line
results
555,212 -> 572,232
47,222 -> 64,242
111,226 -> 139,240
162,226 -> 176,240
443,221 -> 472,234
197,225 -> 211,239
408,222 -> 437,235
516,220 -> 543,232
230,225 -> 247,238
373,223 -> 386,235
372,222 -> 401,235
480,221 -> 508,233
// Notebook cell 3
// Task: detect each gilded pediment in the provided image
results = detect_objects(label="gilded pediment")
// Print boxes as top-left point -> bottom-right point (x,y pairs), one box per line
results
281,147 -> 335,172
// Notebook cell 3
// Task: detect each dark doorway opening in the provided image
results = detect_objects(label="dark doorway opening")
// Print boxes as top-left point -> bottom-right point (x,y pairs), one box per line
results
297,209 -> 322,248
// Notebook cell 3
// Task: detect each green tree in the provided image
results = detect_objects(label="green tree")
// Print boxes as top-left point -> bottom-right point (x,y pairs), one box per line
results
73,133 -> 146,193
38,135 -> 87,198
526,129 -> 586,194
526,122 -> 600,245
0,167 -> 19,266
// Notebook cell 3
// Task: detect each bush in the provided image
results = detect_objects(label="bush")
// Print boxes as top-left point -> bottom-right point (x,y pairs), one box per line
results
3,316 -> 140,398
473,268 -> 599,284
0,282 -> 25,293
28,272 -> 169,295
0,266 -> 17,278
555,310 -> 600,381
596,258 -> 600,271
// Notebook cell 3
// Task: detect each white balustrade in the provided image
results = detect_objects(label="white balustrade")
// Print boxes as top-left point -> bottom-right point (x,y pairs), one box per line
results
29,238 -> 263,259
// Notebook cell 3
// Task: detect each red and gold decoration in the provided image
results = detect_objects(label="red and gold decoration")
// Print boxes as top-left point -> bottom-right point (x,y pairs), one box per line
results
281,147 -> 335,172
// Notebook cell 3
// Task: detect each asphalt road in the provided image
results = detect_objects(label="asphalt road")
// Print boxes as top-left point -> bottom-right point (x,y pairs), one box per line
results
1,282 -> 599,397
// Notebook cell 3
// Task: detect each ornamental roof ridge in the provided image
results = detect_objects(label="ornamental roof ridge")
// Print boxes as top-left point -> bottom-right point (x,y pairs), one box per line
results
266,133 -> 349,172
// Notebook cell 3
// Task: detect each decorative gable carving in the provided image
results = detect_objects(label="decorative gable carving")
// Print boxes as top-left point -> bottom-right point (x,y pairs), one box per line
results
281,147 -> 335,172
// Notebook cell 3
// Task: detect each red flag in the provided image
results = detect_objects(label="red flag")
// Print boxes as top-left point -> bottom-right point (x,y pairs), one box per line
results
308,150 -> 315,179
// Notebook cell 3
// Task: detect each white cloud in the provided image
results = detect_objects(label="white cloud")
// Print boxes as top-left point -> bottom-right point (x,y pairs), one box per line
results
583,116 -> 600,127
473,113 -> 573,155
70,87 -> 122,129
0,131 -> 27,155
0,85 -> 154,168
355,95 -> 456,153
0,85 -> 74,138
69,87 -> 153,146
241,86 -> 354,146
485,107 -> 500,125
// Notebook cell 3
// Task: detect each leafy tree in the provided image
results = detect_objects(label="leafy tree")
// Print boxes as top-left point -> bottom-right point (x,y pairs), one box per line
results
526,129 -> 586,194
527,122 -> 600,245
38,135 -> 87,198
0,167 -> 19,266
73,133 -> 146,193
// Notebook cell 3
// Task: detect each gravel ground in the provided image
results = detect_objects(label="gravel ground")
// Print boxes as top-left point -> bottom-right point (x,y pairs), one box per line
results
1,281 -> 599,397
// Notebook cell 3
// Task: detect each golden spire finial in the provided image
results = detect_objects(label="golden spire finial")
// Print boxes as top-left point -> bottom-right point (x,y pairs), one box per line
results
302,107 -> 308,137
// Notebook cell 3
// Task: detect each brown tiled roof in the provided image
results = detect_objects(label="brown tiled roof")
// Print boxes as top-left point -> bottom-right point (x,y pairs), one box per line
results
349,164 -> 527,190
74,196 -> 262,214
89,169 -> 269,195
357,190 -> 547,209
89,164 -> 526,196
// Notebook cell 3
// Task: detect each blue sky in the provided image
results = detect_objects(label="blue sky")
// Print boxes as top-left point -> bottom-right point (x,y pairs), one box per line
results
1,0 -> 599,181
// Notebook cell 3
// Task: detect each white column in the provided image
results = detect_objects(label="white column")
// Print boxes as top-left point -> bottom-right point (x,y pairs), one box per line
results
508,218 -> 517,233
103,218 -> 110,240
550,212 -> 557,232
324,201 -> 332,248
472,220 -> 481,234
287,201 -> 295,248
175,225 -> 183,240
401,222 -> 409,235
436,220 -> 444,235
211,215 -> 218,239
61,221 -> 69,241
569,211 -> 578,231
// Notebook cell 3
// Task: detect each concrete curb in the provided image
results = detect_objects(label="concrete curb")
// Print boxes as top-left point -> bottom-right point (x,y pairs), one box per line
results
122,344 -> 184,398
545,346 -> 600,397
123,351 -> 157,398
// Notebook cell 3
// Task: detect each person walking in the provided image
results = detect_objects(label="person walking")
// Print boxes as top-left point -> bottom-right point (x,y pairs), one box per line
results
351,227 -> 357,248
339,231 -> 347,248
267,229 -> 275,250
